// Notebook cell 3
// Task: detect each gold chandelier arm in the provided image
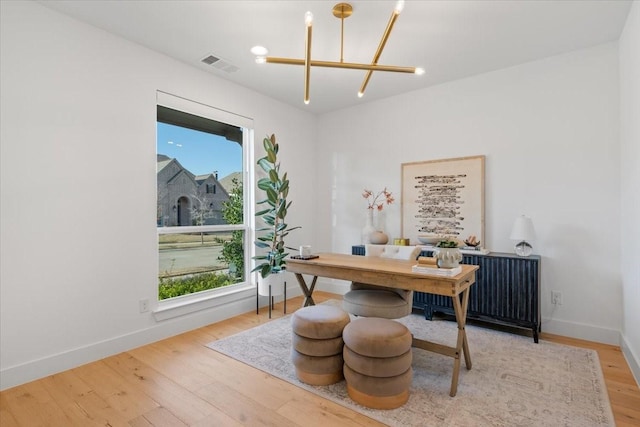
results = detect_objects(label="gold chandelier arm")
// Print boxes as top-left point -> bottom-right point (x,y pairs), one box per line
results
359,6 -> 401,97
258,2 -> 420,105
266,57 -> 416,73
340,7 -> 345,62
304,13 -> 313,104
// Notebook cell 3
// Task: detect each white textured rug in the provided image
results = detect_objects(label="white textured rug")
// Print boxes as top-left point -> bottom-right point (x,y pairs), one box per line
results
207,301 -> 614,426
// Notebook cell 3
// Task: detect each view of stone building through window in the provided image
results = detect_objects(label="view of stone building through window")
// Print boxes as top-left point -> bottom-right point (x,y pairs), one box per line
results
156,105 -> 247,300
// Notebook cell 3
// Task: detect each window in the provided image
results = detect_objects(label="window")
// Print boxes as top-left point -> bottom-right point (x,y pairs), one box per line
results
156,92 -> 253,303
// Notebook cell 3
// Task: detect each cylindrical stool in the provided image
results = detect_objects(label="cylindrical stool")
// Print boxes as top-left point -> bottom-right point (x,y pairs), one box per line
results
291,305 -> 351,386
343,317 -> 413,409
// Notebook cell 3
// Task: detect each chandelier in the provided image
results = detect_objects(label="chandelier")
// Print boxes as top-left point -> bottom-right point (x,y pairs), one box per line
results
251,1 -> 424,105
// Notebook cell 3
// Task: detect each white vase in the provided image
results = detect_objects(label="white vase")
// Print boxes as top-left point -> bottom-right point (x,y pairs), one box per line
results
257,270 -> 286,296
362,210 -> 376,244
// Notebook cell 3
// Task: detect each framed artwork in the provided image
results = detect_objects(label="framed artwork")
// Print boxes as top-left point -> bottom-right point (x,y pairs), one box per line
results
401,155 -> 485,246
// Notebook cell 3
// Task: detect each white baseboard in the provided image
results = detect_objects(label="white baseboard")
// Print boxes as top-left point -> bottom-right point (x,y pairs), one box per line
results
0,283 -> 303,391
621,334 -> 640,387
541,317 -> 620,346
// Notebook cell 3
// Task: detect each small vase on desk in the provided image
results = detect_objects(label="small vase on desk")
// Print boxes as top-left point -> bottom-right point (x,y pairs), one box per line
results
362,210 -> 376,244
370,230 -> 389,244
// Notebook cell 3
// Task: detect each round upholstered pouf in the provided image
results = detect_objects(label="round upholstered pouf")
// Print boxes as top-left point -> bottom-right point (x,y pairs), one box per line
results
343,364 -> 413,407
291,305 -> 351,385
291,349 -> 344,385
342,317 -> 413,409
292,333 -> 344,357
291,305 -> 351,339
343,346 -> 412,378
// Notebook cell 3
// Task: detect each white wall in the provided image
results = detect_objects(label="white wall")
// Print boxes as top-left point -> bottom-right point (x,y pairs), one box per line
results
317,43 -> 622,345
619,0 -> 640,384
0,1 -> 316,390
2,0 -> 636,391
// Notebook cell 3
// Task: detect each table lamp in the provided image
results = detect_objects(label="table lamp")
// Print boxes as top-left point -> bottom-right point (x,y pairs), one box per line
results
510,215 -> 535,256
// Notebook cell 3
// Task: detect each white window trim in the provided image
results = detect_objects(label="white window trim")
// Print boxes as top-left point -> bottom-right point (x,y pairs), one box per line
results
157,91 -> 253,129
156,91 -> 255,320
153,282 -> 255,321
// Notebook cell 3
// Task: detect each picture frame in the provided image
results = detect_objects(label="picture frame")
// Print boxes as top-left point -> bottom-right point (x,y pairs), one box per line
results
401,155 -> 485,246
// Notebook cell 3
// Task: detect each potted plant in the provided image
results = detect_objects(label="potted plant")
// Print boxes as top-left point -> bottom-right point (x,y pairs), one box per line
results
252,134 -> 300,295
434,237 -> 463,268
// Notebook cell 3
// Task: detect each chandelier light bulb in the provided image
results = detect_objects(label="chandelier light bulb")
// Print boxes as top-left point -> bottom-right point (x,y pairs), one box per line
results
394,0 -> 405,14
250,45 -> 268,56
357,91 -> 364,98
305,11 -> 313,26
415,67 -> 425,75
251,46 -> 269,65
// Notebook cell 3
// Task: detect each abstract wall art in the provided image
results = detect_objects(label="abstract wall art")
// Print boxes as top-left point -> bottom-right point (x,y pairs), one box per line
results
401,155 -> 485,246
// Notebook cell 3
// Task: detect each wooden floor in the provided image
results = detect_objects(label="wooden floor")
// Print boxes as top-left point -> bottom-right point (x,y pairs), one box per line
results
1,292 -> 639,426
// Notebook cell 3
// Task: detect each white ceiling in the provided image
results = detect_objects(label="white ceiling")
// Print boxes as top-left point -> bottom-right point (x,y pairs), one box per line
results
40,0 -> 632,115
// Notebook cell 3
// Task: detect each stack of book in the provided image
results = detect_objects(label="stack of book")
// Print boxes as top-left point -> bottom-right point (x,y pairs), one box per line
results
412,265 -> 462,276
411,256 -> 462,276
420,244 -> 490,255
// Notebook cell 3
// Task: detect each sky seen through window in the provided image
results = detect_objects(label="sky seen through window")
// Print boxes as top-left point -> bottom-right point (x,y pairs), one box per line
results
156,122 -> 242,179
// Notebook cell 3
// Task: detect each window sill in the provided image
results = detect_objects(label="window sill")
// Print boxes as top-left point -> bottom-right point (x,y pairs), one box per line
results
153,283 -> 255,321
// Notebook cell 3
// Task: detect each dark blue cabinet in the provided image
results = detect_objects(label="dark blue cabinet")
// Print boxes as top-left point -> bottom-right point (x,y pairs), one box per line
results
352,245 -> 541,342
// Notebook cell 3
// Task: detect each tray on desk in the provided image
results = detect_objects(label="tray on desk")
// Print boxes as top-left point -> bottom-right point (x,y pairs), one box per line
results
290,255 -> 319,260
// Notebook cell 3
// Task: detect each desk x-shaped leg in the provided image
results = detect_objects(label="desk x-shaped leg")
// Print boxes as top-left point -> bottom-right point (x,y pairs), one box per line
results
293,273 -> 317,307
450,286 -> 472,396
411,285 -> 472,397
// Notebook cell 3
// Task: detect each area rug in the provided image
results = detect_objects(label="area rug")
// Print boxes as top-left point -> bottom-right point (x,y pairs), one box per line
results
206,301 -> 615,426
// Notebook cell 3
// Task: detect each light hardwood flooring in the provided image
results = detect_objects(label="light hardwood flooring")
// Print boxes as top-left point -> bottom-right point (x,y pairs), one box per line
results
1,292 -> 639,426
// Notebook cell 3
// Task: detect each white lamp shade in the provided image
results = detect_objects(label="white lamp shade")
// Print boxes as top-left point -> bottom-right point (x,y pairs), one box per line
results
510,215 -> 535,241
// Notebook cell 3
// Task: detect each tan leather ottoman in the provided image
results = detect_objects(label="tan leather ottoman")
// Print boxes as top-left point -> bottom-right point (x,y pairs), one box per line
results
342,317 -> 413,409
291,305 -> 351,385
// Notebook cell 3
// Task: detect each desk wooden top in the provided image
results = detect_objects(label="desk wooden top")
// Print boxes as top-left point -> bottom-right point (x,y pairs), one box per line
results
286,252 -> 478,297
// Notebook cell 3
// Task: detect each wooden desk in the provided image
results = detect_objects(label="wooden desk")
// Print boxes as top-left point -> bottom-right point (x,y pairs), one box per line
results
286,253 -> 479,396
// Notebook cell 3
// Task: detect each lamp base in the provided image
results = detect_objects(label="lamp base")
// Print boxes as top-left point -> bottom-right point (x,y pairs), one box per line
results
514,241 -> 532,257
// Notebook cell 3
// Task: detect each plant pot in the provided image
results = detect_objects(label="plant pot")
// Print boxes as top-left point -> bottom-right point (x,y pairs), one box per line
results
257,270 -> 286,297
434,247 -> 462,268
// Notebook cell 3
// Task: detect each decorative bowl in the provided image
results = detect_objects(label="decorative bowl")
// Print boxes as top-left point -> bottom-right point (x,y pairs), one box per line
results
416,234 -> 441,245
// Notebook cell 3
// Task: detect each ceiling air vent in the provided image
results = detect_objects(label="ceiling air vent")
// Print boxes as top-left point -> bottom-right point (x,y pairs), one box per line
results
201,55 -> 219,65
200,54 -> 238,73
